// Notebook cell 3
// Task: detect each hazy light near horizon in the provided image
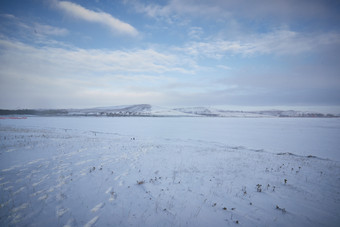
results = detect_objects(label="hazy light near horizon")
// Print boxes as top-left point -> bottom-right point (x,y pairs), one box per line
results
0,0 -> 339,111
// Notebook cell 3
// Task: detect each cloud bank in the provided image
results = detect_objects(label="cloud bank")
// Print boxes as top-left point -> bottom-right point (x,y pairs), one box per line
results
55,1 -> 138,36
0,0 -> 339,110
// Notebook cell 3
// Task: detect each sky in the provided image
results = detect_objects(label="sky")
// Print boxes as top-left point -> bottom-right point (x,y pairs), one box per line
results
0,0 -> 340,111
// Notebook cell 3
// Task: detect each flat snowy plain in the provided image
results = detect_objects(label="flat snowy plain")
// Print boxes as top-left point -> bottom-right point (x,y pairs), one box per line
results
0,117 -> 339,226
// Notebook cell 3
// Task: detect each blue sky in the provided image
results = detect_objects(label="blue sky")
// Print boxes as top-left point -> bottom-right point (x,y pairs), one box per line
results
0,0 -> 340,111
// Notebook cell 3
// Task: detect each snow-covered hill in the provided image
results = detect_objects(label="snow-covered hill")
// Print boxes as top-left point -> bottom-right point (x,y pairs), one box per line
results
66,105 -> 338,118
0,104 -> 338,118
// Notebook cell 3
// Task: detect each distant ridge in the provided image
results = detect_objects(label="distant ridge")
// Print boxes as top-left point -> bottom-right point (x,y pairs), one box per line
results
0,104 -> 338,118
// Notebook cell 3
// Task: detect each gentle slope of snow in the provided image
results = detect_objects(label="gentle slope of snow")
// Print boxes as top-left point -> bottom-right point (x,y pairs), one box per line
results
1,117 -> 339,160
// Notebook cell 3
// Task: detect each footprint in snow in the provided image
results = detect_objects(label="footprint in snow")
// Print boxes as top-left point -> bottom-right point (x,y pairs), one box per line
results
13,186 -> 25,195
63,218 -> 76,227
105,187 -> 113,194
5,148 -> 16,153
11,203 -> 29,213
56,207 -> 69,218
4,186 -> 14,191
106,187 -> 117,201
84,216 -> 99,227
91,202 -> 105,212
38,194 -> 48,201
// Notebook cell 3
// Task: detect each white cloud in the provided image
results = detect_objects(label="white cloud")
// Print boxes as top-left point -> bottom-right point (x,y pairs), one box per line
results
0,38 -> 199,108
0,13 -> 69,41
130,0 -> 338,23
55,1 -> 138,36
0,38 -> 196,76
188,27 -> 203,40
180,29 -> 340,58
34,23 -> 68,36
217,65 -> 231,70
0,14 -> 17,19
129,0 -> 221,21
138,3 -> 170,18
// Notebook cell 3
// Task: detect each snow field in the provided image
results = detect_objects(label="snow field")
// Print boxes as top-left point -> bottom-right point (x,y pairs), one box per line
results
0,122 -> 339,226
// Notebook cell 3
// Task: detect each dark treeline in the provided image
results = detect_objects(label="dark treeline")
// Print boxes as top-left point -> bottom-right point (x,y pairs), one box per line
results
0,109 -> 68,116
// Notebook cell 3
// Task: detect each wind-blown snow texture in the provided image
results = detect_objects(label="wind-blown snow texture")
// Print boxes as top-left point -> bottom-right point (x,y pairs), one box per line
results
0,117 -> 340,226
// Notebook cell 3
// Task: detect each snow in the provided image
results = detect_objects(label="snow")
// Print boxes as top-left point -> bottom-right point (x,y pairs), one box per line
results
4,104 -> 336,117
0,117 -> 340,226
150,105 -> 197,116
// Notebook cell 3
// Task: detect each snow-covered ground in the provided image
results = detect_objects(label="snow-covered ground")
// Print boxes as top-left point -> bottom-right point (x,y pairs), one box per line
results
0,117 -> 339,226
